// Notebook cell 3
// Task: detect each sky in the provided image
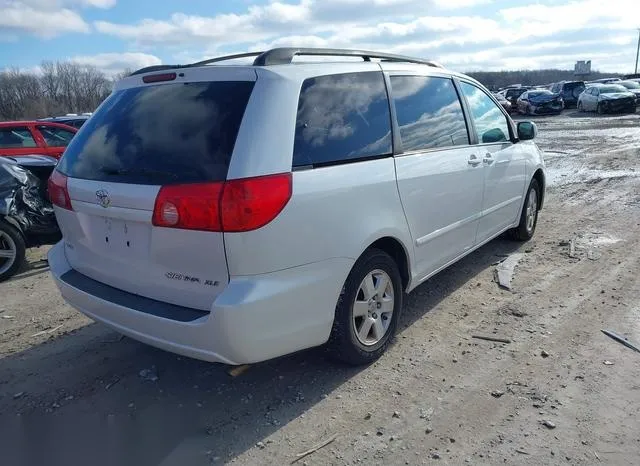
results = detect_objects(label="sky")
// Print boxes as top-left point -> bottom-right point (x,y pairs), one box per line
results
1,0 -> 639,75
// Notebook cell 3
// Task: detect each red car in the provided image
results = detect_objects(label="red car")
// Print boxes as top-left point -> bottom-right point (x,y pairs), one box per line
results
0,121 -> 78,159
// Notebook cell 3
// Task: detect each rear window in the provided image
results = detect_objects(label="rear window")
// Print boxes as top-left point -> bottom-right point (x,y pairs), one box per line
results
563,82 -> 584,90
57,81 -> 255,185
38,126 -> 75,147
292,72 -> 392,168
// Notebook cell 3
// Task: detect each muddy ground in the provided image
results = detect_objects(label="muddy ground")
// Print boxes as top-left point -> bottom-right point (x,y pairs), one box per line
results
1,110 -> 639,466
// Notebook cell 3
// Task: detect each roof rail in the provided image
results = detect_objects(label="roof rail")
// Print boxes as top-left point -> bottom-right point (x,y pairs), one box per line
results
129,65 -> 181,76
127,48 -> 443,77
189,52 -> 264,67
252,47 -> 443,68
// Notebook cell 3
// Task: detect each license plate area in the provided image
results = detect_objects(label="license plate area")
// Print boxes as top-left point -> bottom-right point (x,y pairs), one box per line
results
85,215 -> 150,258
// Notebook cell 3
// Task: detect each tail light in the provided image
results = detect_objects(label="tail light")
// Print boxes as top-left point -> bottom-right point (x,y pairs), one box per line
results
48,170 -> 73,210
152,173 -> 292,233
152,183 -> 224,231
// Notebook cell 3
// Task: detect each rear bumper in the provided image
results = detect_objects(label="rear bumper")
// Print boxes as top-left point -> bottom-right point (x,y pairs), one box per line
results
49,241 -> 353,365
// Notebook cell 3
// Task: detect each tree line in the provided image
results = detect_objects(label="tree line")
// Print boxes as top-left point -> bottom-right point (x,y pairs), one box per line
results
0,61 -> 131,121
466,69 -> 621,91
0,61 -> 624,121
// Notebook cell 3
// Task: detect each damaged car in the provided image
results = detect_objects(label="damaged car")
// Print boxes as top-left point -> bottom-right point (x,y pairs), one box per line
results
549,81 -> 585,108
517,89 -> 564,115
494,92 -> 512,112
617,80 -> 640,105
577,84 -> 637,114
0,155 -> 60,281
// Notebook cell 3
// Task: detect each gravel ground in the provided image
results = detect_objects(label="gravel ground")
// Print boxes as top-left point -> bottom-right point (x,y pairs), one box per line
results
1,111 -> 640,466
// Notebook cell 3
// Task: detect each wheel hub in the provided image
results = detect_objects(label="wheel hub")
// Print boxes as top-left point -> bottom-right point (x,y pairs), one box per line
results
353,269 -> 395,346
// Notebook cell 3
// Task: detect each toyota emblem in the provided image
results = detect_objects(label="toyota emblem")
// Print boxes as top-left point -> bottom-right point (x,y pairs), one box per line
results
96,189 -> 111,208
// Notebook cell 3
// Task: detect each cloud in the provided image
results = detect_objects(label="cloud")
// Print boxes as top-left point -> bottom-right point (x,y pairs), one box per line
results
0,6 -> 89,38
0,0 -> 115,38
94,0 -> 640,72
71,52 -> 161,75
94,0 -> 491,46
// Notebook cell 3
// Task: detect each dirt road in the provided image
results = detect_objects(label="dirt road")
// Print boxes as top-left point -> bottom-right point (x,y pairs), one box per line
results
1,111 -> 640,465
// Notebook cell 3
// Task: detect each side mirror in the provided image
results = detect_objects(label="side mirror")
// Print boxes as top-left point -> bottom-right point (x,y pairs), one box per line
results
517,121 -> 537,141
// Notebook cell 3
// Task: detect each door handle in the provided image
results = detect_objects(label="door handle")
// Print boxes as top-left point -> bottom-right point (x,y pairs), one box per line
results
468,154 -> 481,166
483,153 -> 494,165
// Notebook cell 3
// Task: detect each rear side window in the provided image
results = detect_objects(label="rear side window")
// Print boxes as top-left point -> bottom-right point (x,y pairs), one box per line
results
390,75 -> 469,152
0,127 -> 37,149
58,81 -> 255,185
460,82 -> 511,144
38,126 -> 75,147
293,72 -> 392,168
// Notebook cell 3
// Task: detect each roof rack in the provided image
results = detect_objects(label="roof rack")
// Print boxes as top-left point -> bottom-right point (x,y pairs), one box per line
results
130,65 -> 182,76
252,48 -> 443,68
128,47 -> 443,77
189,52 -> 264,67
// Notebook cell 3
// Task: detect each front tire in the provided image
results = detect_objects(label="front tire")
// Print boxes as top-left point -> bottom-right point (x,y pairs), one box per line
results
597,103 -> 604,115
0,221 -> 25,282
327,248 -> 403,365
510,179 -> 540,242
578,101 -> 583,112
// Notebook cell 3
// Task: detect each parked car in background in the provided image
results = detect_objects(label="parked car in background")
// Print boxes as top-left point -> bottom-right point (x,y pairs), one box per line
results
38,113 -> 92,129
578,84 -> 636,114
587,78 -> 621,85
517,89 -> 564,115
617,80 -> 640,104
0,155 -> 60,281
494,92 -> 512,112
0,121 -> 77,159
48,47 -> 546,366
549,81 -> 585,108
499,87 -> 529,108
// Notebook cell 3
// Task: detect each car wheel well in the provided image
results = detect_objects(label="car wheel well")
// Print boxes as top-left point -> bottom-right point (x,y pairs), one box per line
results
532,169 -> 545,210
365,237 -> 410,290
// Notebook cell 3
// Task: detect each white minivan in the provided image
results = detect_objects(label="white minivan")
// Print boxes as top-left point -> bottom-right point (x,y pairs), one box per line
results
48,48 -> 545,365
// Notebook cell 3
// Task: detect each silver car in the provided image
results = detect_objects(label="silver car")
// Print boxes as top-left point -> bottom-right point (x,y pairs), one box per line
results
578,84 -> 637,114
48,48 -> 546,365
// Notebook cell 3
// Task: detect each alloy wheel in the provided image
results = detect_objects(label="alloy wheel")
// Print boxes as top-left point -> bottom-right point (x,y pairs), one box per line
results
0,230 -> 17,276
352,269 -> 395,346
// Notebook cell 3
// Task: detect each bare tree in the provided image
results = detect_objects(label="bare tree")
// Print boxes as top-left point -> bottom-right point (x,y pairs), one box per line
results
0,61 -> 116,121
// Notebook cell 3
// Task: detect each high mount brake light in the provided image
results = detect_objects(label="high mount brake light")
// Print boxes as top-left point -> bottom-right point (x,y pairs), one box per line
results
143,73 -> 177,84
152,173 -> 292,232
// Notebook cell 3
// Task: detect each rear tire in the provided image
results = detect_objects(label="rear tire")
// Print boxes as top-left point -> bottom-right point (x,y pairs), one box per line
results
327,248 -> 403,365
509,179 -> 540,242
578,101 -> 583,112
597,103 -> 604,115
0,221 -> 25,282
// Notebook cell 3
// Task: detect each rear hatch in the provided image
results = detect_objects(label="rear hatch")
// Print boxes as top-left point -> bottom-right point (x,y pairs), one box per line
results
52,70 -> 256,310
562,82 -> 585,101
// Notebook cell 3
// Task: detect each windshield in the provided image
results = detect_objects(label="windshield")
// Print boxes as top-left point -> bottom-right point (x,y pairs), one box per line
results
600,85 -> 628,94
620,81 -> 640,89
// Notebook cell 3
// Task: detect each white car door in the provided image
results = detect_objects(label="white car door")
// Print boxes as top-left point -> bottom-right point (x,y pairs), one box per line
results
389,73 -> 484,281
458,81 -> 527,243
